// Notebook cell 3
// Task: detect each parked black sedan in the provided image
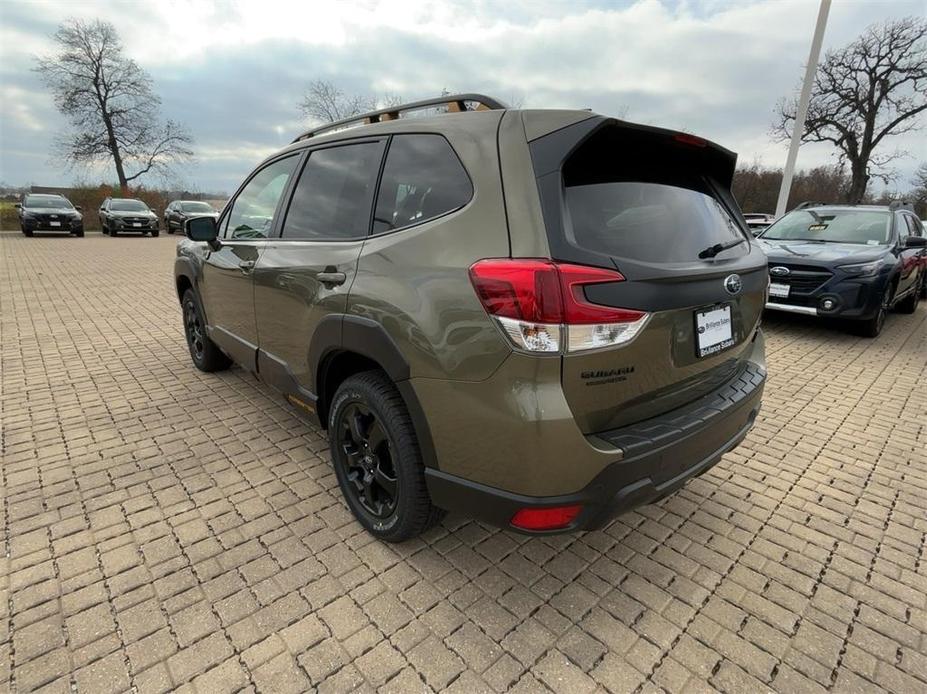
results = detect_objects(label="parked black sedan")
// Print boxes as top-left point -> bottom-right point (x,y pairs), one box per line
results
163,200 -> 219,234
758,203 -> 925,337
17,194 -> 84,237
99,198 -> 160,236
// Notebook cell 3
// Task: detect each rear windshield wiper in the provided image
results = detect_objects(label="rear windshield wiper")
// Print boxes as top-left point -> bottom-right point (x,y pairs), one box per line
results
698,237 -> 746,259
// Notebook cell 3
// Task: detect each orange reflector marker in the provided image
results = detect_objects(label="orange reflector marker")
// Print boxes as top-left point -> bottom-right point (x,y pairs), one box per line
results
510,505 -> 582,531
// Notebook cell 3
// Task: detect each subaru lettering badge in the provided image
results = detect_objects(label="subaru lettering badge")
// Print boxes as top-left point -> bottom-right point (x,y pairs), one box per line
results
770,266 -> 790,277
724,274 -> 742,295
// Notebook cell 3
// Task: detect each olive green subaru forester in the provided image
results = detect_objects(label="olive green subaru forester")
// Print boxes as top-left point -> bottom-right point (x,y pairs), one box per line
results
175,94 -> 767,542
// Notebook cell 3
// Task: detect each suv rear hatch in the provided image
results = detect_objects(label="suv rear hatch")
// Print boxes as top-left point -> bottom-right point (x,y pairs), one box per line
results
528,117 -> 767,434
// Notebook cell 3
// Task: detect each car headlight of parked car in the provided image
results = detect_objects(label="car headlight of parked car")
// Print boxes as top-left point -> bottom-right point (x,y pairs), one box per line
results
837,258 -> 885,277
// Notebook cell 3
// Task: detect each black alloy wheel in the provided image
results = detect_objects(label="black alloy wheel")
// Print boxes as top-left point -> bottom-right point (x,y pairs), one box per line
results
328,371 -> 444,541
183,297 -> 206,362
180,289 -> 230,372
335,402 -> 399,521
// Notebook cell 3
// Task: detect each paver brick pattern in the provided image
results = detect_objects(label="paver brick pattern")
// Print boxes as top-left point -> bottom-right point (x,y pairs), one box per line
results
1,232 -> 925,693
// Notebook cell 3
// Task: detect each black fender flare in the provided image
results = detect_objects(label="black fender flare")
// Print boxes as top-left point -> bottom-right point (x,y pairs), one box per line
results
309,315 -> 437,469
174,256 -> 199,300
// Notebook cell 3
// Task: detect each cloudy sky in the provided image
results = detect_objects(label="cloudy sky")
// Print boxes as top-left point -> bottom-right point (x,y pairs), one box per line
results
1,0 -> 924,195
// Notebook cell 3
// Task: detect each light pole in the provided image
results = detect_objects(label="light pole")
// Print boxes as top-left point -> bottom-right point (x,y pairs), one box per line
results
775,0 -> 831,218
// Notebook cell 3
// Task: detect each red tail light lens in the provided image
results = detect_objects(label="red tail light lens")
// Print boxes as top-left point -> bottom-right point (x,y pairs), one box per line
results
468,259 -> 563,323
469,259 -> 649,353
511,504 -> 583,531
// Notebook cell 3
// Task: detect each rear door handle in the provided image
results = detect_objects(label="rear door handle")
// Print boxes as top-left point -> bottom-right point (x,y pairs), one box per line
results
317,271 -> 347,286
239,259 -> 256,273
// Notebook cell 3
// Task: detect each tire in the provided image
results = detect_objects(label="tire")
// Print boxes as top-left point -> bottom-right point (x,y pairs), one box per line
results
110,227 -> 118,237
329,370 -> 444,542
152,230 -> 160,237
24,229 -> 33,237
896,274 -> 921,314
857,284 -> 893,337
181,289 -> 230,372
73,230 -> 84,238
167,222 -> 173,235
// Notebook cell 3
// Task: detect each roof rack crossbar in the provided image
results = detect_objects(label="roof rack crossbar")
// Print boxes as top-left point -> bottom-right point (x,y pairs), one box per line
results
292,93 -> 508,143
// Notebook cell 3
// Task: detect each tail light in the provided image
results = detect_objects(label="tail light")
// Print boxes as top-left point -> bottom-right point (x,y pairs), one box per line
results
469,259 -> 649,353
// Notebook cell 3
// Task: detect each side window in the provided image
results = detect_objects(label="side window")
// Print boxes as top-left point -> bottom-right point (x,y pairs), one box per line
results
905,214 -> 922,237
224,155 -> 299,239
282,142 -> 383,240
372,134 -> 472,234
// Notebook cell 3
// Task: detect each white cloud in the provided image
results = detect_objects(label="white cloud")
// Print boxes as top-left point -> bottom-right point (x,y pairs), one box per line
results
1,0 -> 924,192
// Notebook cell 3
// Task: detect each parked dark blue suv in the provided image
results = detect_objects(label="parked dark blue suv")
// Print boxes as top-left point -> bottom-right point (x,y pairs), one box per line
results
758,203 -> 925,336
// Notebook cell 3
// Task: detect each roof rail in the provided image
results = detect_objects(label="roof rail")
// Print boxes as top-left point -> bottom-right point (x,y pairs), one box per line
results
888,200 -> 913,210
292,93 -> 508,143
794,201 -> 826,210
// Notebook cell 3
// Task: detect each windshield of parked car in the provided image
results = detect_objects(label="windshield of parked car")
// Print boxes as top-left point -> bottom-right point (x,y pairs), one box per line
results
25,195 -> 73,209
181,202 -> 215,213
761,209 -> 891,245
110,200 -> 149,212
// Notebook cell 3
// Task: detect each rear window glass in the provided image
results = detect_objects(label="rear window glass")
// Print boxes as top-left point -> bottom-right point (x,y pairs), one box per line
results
372,135 -> 472,234
560,128 -> 744,264
761,209 -> 890,245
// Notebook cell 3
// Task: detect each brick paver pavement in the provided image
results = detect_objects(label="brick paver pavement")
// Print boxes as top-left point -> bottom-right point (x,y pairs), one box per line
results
1,232 -> 925,693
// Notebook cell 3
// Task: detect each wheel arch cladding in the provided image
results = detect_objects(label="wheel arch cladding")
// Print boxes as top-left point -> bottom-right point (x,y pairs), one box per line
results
311,315 -> 438,469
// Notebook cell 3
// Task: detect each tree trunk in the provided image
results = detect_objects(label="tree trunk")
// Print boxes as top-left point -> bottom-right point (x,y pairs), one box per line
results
847,160 -> 869,204
101,110 -> 128,194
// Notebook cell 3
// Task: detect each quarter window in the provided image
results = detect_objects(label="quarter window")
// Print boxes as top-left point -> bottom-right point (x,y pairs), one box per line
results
372,135 -> 472,234
224,155 -> 299,239
282,142 -> 383,240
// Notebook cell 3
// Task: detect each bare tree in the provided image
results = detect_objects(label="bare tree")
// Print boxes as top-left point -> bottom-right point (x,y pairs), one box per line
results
298,80 -> 380,123
910,162 -> 927,215
34,19 -> 192,193
773,17 -> 927,203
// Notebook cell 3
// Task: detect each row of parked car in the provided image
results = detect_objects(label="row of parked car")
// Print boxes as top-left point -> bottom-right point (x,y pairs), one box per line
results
15,193 -> 219,237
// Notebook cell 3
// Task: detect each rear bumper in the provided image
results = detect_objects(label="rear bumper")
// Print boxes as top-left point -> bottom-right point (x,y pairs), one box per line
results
425,353 -> 766,534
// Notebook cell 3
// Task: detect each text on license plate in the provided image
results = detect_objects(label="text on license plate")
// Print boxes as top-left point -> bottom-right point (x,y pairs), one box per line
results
695,304 -> 734,358
769,282 -> 790,298
50,221 -> 61,227
132,222 -> 142,227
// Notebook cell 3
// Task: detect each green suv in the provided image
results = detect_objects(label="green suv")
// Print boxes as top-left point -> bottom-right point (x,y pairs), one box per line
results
174,94 -> 767,541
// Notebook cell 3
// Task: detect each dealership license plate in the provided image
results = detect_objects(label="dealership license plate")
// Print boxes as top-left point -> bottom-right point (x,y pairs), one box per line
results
769,282 -> 790,298
132,222 -> 142,227
50,221 -> 61,227
695,304 -> 734,358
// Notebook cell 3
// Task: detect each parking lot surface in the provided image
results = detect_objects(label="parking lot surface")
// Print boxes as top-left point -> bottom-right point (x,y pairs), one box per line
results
1,232 -> 925,694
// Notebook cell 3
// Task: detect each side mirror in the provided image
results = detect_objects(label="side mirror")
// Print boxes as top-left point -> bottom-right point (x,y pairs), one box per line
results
185,216 -> 220,248
75,205 -> 82,212
904,236 -> 927,248
14,202 -> 21,209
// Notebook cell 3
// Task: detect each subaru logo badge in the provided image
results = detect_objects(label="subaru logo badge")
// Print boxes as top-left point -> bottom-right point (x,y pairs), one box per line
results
769,266 -> 790,277
724,274 -> 742,295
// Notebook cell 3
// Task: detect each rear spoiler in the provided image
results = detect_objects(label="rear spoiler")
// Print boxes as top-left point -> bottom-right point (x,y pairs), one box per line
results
528,115 -> 738,190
